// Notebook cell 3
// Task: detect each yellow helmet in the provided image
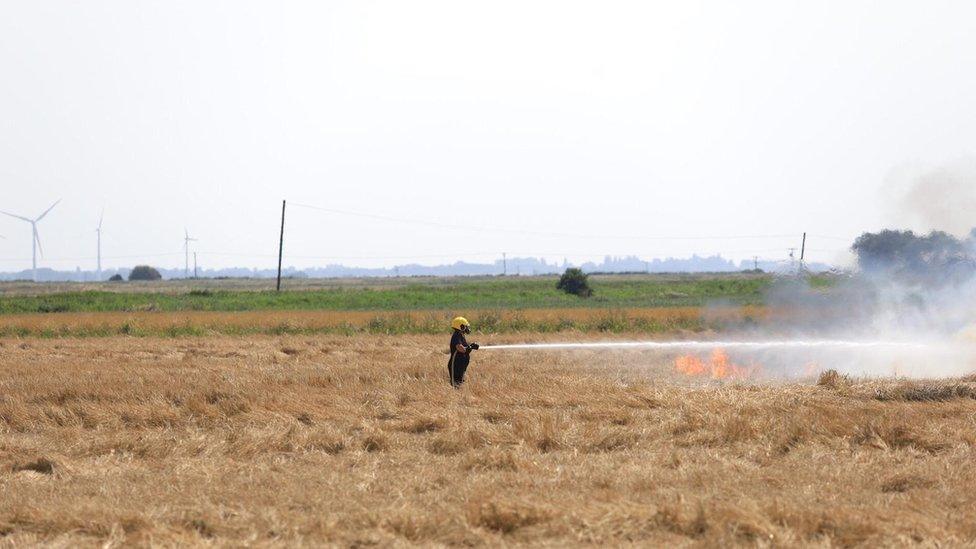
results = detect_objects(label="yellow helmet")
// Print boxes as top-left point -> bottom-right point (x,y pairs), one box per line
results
451,316 -> 470,332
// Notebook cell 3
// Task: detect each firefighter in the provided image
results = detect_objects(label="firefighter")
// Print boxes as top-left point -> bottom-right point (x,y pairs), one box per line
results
447,316 -> 479,387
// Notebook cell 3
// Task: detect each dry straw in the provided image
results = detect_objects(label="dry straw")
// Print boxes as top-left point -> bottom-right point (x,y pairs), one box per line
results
0,334 -> 974,545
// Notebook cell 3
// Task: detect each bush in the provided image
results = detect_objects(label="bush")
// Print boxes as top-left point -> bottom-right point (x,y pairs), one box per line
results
556,268 -> 593,297
108,274 -> 124,282
129,265 -> 162,281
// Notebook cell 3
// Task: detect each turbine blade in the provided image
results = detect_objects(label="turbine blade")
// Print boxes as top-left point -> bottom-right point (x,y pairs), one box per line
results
33,226 -> 44,257
35,199 -> 61,222
0,210 -> 32,223
98,208 -> 104,230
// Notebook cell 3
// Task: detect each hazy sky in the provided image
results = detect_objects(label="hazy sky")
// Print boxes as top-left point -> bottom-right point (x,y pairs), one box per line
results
2,1 -> 975,272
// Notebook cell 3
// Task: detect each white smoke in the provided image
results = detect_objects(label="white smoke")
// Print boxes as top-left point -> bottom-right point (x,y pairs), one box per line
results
751,161 -> 976,378
874,158 -> 976,339
883,158 -> 976,237
484,160 -> 976,381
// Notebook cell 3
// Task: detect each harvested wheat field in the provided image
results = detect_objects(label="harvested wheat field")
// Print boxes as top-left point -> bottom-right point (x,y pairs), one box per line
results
2,335 -> 976,547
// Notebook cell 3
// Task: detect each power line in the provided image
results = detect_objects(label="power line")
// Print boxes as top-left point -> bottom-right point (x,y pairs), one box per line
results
808,234 -> 856,241
0,251 -> 184,262
290,202 -> 803,242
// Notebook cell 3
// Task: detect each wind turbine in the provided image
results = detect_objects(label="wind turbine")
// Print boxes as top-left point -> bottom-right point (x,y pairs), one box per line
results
96,209 -> 104,281
183,228 -> 198,278
0,200 -> 61,282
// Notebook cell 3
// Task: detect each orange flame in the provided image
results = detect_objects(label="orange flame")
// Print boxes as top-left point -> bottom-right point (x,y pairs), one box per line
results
673,348 -> 760,380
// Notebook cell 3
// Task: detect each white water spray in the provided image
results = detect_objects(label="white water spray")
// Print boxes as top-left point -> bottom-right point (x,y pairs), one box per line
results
482,340 -> 929,351
480,339 -> 975,379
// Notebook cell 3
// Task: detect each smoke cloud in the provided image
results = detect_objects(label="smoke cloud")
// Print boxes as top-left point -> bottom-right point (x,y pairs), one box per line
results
751,228 -> 976,379
490,160 -> 976,381
711,158 -> 976,379
884,158 -> 976,237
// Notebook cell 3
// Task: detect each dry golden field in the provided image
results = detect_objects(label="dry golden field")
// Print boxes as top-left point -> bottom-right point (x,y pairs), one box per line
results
0,306 -> 766,337
2,334 -> 976,547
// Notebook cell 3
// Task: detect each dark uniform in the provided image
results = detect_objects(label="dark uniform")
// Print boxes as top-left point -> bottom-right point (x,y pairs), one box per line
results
447,330 -> 470,387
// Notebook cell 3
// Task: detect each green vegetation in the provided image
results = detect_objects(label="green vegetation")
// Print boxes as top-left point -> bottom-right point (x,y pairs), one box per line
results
0,275 -> 774,314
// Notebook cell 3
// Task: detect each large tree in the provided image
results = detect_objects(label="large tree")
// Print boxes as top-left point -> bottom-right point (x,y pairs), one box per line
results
851,229 -> 974,283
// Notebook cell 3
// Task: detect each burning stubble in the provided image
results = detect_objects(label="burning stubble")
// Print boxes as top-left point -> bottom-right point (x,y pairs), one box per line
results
482,339 -> 976,380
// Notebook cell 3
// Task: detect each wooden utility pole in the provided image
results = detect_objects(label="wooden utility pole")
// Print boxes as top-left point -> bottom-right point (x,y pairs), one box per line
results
276,200 -> 286,291
800,232 -> 807,263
